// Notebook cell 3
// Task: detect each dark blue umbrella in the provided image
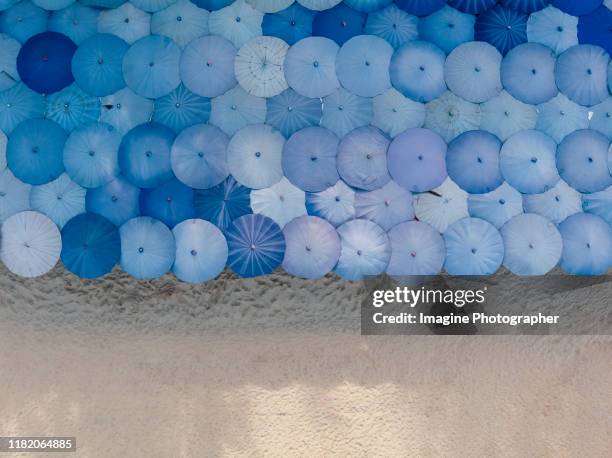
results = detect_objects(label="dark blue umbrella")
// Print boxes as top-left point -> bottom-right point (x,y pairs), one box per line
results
262,3 -> 314,46
468,181 -> 524,228
86,176 -> 140,227
558,213 -> 611,275
447,0 -> 497,14
305,180 -> 355,227
418,5 -> 475,55
48,3 -> 98,45
80,0 -> 125,8
385,220 -> 443,276
582,186 -> 612,225
525,4 -> 578,54
394,0 -> 445,16
475,5 -> 528,55
523,180 -> 582,224
0,1 -> 48,44
60,212 -> 120,278
0,82 -> 46,134
500,0 -> 549,13
578,6 -> 611,55
336,219 -> 390,280
364,4 -> 419,50
555,44 -> 609,107
312,4 -> 365,46
266,88 -> 322,138
45,83 -> 100,132
551,0 -> 602,16
193,176 -> 252,230
191,0 -> 232,10
354,180 -> 415,231
139,178 -> 196,228
153,84 -> 211,133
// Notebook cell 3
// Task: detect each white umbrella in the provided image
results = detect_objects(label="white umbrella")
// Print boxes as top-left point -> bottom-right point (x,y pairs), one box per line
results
250,176 -> 306,227
235,35 -> 289,98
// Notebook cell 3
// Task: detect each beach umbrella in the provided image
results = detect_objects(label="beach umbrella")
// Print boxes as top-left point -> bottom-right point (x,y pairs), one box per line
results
394,0 -> 445,16
32,0 -> 74,10
0,82 -> 46,134
191,0 -> 232,10
0,1 -> 47,44
208,0 -> 263,49
425,91 -> 481,142
0,34 -> 20,92
250,176 -> 306,227
526,5 -> 577,54
523,180 -> 582,224
468,181 -> 523,228
335,219 -> 390,280
80,0 -> 125,8
227,123 -> 284,189
335,35 -> 393,97
171,124 -> 229,189
500,0 -> 548,13
535,93 -> 589,143
443,217 -> 504,276
85,176 -> 140,226
446,130 -> 503,194
557,129 -> 612,193
337,126 -> 390,191
589,98 -> 612,140
262,3 -> 314,46
234,36 -> 289,98
225,213 -> 285,277
414,178 -> 469,233
418,5 -> 475,55
372,88 -> 425,138
193,176 -> 252,230
386,220 -> 444,276
364,4 -> 418,50
578,7 -> 611,55
139,177 -> 195,228
305,180 -> 355,227
265,88 -> 322,138
555,45 -> 609,107
151,0 -> 209,48
296,0 -> 341,11
389,40 -> 446,103
282,126 -> 339,192
7,118 -> 66,186
479,91 -> 537,141
60,212 -> 120,278
387,127 -> 447,193
312,4 -> 365,46
119,216 -> 175,279
209,86 -> 267,136
130,0 -> 176,13
354,180 -> 414,231
475,6 -> 527,56
284,36 -> 340,98
97,3 -> 152,45
48,3 -> 98,45
30,173 -> 85,228
320,88 -> 373,138
152,84 -> 211,133
122,35 -> 181,99
100,87 -> 155,135
0,168 -> 30,222
447,0 -> 496,14
0,211 -> 61,277
558,213 -> 612,275
282,215 -> 340,279
582,185 -> 612,225
499,129 -> 559,194
246,0 -> 293,13
500,213 -> 562,275
172,219 -> 228,283
45,84 -> 100,132
550,0 -> 602,17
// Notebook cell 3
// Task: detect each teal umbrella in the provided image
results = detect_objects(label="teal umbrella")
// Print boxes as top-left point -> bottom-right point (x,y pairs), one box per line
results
0,33 -> 20,91
48,3 -> 98,45
45,83 -> 100,132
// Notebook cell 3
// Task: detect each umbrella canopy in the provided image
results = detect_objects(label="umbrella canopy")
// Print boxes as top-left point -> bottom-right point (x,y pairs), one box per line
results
418,5 -> 475,55
283,36 -> 340,98
250,176 -> 306,227
282,215 -> 341,279
414,178 -> 469,233
122,35 -> 181,99
321,88 -> 373,138
0,34 -> 20,92
152,84 -> 211,133
387,127 -> 447,193
0,130 -> 5,169
246,0 -> 293,14
180,35 -> 237,98
208,0 -> 263,49
151,0 -> 209,48
171,123 -> 229,189
262,3 -> 314,46
48,4 -> 98,45
100,87 -> 155,135
7,118 -> 66,186
305,180 -> 355,227
526,5 -> 577,54
225,213 -> 285,277
97,3 -> 151,45
555,44 -> 609,107
364,5 -> 418,50
535,93 -> 589,143
447,0 -> 496,14
130,0 -> 176,13
500,0 -> 548,13
227,123 -> 284,189
265,88 -> 322,138
523,179 -> 582,224
312,4 -> 366,46
31,0 -> 74,10
209,86 -> 267,136
344,0 -> 391,13
354,180 -> 414,231
193,176 -> 252,230
139,177 -> 196,227
394,0 -> 445,16
80,0 -> 125,8
0,168 -> 30,222
119,216 -> 176,279
499,129 -> 559,194
118,122 -> 175,189
582,185 -> 612,225
45,83 -> 100,132
551,0 -> 602,16
0,82 -> 46,134
372,88 -> 425,138
86,176 -> 140,226
468,181 -> 523,228
578,6 -> 611,55
475,5 -> 527,55
30,173 -> 86,228
0,1 -> 48,44
589,98 -> 612,140
172,218 -> 228,283
1,210 -> 61,277
557,129 -> 612,193
443,217 -> 504,276
192,0 -> 232,10
558,213 -> 611,276
337,126 -> 390,191
296,0 -> 341,12
479,90 -> 537,141
60,212 -> 120,278
425,91 -> 481,142
282,126 -> 339,192
386,220 -> 444,276
335,219 -> 390,280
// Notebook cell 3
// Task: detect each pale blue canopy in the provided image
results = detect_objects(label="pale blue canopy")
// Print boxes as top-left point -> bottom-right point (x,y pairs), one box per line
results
582,185 -> 612,225
0,168 -> 31,222
386,220 -> 444,276
209,86 -> 267,136
418,5 -> 475,55
45,83 -> 100,132
151,0 -> 209,48
0,34 -> 20,91
32,0 -> 75,8
296,0 -> 341,11
261,3 -> 314,46
479,90 -> 537,141
0,1 -> 48,44
97,3 -> 152,45
526,5 -> 577,54
320,88 -> 373,138
354,180 -> 414,231
523,180 -> 582,224
250,176 -> 306,227
413,178 -> 469,233
589,98 -> 612,140
152,84 -> 211,133
424,91 -> 481,142
335,219 -> 390,280
30,173 -> 86,228
265,88 -> 322,138
372,88 -> 425,138
208,0 -> 263,49
337,126 -> 390,191
48,3 -> 98,45
468,181 -> 523,228
131,0 -> 177,13
558,213 -> 612,276
0,82 -> 46,134
535,93 -> 589,143
86,176 -> 141,226
100,87 -> 155,135
364,4 -> 418,50
305,180 -> 355,227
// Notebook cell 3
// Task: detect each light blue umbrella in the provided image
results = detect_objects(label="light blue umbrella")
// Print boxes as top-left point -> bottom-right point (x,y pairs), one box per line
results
30,173 -> 86,228
122,35 -> 181,99
555,44 -> 609,107
151,0 -> 209,48
444,217 -> 504,275
311,3 -> 365,46
32,0 -> 75,10
0,168 -> 30,222
535,93 -> 589,143
480,90 -> 537,141
45,84 -> 101,132
262,3 -> 314,46
250,176 -> 306,227
208,0 -> 263,49
335,219 -> 390,280
86,176 -> 141,226
354,180 -> 414,231
305,180 -> 355,227
0,130 -> 5,169
526,5 -> 578,54
447,0 -> 496,14
414,178 -> 469,233
246,0 -> 293,14
63,122 -> 122,188
152,84 -> 211,133
48,3 -> 98,45
209,86 -> 267,136
582,185 -> 612,225
100,87 -> 155,135
386,220 -> 444,276
558,213 -> 612,275
475,5 -> 527,56
172,218 -> 228,283
523,180 -> 582,224
193,176 -> 252,230
320,88 -> 373,138
119,216 -> 176,279
0,82 -> 46,134
171,123 -> 229,189
296,0 -> 341,11
468,181 -> 523,228
418,5 -> 475,55
130,0 -> 176,13
265,88 -> 322,138
337,126 -> 390,191
425,91 -> 481,142
589,98 -> 612,140
372,87 -> 425,138
364,4 -> 418,50
139,177 -> 196,228
97,3 -> 152,45
282,126 -> 339,192
0,1 -> 48,44
394,0 -> 445,16
0,33 -> 20,91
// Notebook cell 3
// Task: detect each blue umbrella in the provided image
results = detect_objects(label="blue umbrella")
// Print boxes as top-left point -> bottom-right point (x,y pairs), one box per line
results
414,178 -> 469,233
387,127 -> 447,193
335,219 -> 390,280
86,176 -> 140,226
100,87 -> 155,135
139,177 -> 196,228
246,0 -> 294,14
389,40 -> 446,103
589,98 -> 612,139
337,126 -> 390,191
447,0 -> 497,14
500,213 -> 562,275
63,122 -> 122,188
171,123 -> 229,189
386,220 -> 444,276
320,88 -> 373,138
193,176 -> 252,230
312,4 -> 366,46
479,90 -> 537,141
131,0 -> 176,13
418,5 -> 475,55
468,181 -> 523,228
526,5 -> 577,55
209,86 -> 267,136
282,126 -> 338,192
500,0 -> 548,13
578,6 -> 611,55
226,213 -> 285,277
372,88 -> 425,138
118,122 -> 175,189
250,177 -> 306,227
122,35 -> 181,99
266,88 -> 322,138
0,0 -> 19,9
296,0 -> 341,11
305,180 -> 355,227
444,217 -> 504,276
80,0 -> 125,8
208,0 -> 263,49
500,129 -> 559,194
262,3 -> 314,46
227,124 -> 284,189
354,180 -> 414,231
344,0 -> 391,13
97,3 -> 152,45
191,0 -> 233,10
0,168 -> 30,222
0,82 -> 46,134
7,118 -> 66,186
45,83 -> 101,132
152,84 -> 211,133
151,0 -> 210,48
0,34 -> 20,92
558,212 -> 611,275
119,216 -> 176,279
551,0 -> 602,16
555,44 -> 609,107
282,215 -> 340,278
284,36 -> 340,98
535,93 -> 589,143
424,91 -> 481,142
523,179 -> 582,224
172,218 -> 228,283
48,3 -> 98,45
30,173 -> 86,228
335,35 -> 393,97
364,4 -> 418,50
475,6 -> 528,56
394,0 -> 445,16
0,130 -> 5,170
0,1 -> 48,44
32,0 -> 75,10
582,185 -> 612,225
557,129 -> 612,193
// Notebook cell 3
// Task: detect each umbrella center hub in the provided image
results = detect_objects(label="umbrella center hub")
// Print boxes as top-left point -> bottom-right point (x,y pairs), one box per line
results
64,103 -> 70,111
145,150 -> 153,158
410,251 -> 416,258
384,200 -> 390,207
206,61 -> 213,67
42,55 -> 49,62
474,66 -> 480,73
471,248 -> 477,254
606,112 -> 611,118
198,151 -> 204,158
255,151 -> 261,158
166,196 -> 172,202
231,104 -> 237,110
417,154 -> 423,161
235,16 -> 241,22
116,103 -> 122,109
531,68 -> 537,75
586,68 -> 592,75
559,110 -> 565,116
17,17 -> 22,22
366,153 -> 372,160
498,198 -> 505,205
504,110 -> 509,116
149,61 -> 155,67
0,192 -> 5,197
338,105 -> 344,111
587,157 -> 593,163
305,246 -> 311,252
310,155 -> 317,161
586,243 -> 591,249
31,146 -> 39,154
111,195 -> 118,202
418,65 -> 425,72
476,156 -> 483,163
250,244 -> 256,250
83,243 -> 88,249
88,150 -> 95,157
528,243 -> 534,249
392,23 -> 397,29
334,196 -> 340,202
175,102 -> 181,108
341,20 -> 347,27
6,103 -> 11,108
357,250 -> 362,256
98,58 -> 104,65
124,18 -> 130,23
392,107 -> 397,113
287,106 -> 293,112
290,20 -> 296,26
176,16 -> 182,22
448,107 -> 458,117
57,195 -> 62,200
191,249 -> 197,256
313,60 -> 319,68
138,247 -> 144,253
447,23 -> 454,29
279,195 -> 285,201
557,26 -> 563,32
555,196 -> 560,202
24,242 -> 30,248
530,157 -> 538,163
365,61 -> 370,67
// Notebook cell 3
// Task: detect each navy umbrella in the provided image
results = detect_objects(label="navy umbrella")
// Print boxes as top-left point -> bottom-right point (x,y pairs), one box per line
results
551,0 -> 602,16
262,3 -> 315,46
312,3 -> 366,46
86,176 -> 141,227
578,6 -> 611,55
500,0 -> 548,13
394,0 -> 445,16
475,5 -> 528,55
447,0 -> 497,14
193,176 -> 252,231
139,178 -> 196,228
